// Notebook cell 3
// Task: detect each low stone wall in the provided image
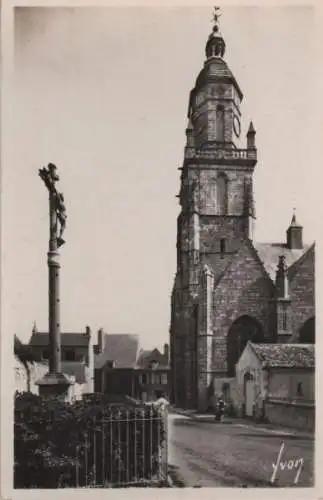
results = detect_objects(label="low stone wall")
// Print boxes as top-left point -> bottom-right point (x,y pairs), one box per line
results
265,399 -> 315,432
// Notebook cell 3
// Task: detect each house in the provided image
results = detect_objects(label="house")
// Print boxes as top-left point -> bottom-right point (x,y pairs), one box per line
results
134,345 -> 170,402
93,330 -> 170,402
235,342 -> 315,431
94,330 -> 140,396
27,324 -> 94,396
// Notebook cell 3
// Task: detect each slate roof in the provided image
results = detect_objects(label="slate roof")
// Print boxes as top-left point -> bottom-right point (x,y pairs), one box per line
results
94,334 -> 140,370
250,343 -> 315,369
29,332 -> 90,347
253,242 -> 312,281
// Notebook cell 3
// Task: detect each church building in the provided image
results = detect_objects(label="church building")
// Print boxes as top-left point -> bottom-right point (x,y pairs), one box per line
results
170,10 -> 315,411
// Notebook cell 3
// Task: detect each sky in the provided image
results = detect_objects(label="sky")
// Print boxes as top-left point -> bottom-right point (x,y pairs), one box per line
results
3,5 -> 319,350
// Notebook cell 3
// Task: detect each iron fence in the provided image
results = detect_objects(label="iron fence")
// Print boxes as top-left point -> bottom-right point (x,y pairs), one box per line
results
14,394 -> 169,488
69,406 -> 168,488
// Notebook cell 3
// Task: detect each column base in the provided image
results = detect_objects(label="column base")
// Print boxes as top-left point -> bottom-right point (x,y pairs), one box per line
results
36,372 -> 72,401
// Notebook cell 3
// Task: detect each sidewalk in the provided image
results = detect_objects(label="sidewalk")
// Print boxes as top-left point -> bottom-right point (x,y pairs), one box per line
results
171,407 -> 314,439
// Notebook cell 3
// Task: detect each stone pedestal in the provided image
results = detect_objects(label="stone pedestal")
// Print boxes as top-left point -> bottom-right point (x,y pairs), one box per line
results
36,372 -> 73,401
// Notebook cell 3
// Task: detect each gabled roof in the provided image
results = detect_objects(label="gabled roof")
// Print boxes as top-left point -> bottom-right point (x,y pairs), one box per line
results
94,334 -> 140,370
213,236 -> 272,291
253,242 -> 312,282
249,342 -> 315,369
29,332 -> 90,347
136,348 -> 169,369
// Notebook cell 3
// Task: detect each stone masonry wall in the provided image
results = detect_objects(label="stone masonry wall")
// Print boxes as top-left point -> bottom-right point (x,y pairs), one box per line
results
289,245 -> 315,340
265,400 -> 315,432
212,240 -> 275,373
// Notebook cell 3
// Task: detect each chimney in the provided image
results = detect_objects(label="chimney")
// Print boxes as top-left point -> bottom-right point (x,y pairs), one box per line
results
164,343 -> 169,362
97,328 -> 103,353
85,325 -> 91,336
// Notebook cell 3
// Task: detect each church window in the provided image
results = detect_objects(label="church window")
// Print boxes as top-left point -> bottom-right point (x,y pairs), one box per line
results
204,183 -> 217,214
217,173 -> 228,214
216,105 -> 225,142
282,307 -> 287,330
220,239 -> 225,255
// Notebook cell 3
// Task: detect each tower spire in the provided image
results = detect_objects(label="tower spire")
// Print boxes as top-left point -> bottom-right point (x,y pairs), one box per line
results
286,209 -> 303,249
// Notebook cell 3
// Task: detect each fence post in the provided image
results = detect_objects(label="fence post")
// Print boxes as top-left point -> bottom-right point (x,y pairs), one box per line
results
134,408 -> 137,482
149,405 -> 153,480
109,409 -> 113,485
142,408 -> 145,481
85,432 -> 88,487
117,409 -> 121,485
126,408 -> 130,484
102,418 -> 105,486
163,405 -> 169,479
93,417 -> 97,486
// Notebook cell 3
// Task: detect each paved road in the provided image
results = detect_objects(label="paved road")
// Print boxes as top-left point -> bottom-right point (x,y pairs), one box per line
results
168,414 -> 315,488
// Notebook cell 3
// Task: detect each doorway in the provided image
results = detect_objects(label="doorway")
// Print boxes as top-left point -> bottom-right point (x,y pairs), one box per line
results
244,372 -> 255,417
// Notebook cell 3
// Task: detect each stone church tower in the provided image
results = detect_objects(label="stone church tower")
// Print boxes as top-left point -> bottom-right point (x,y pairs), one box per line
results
170,11 -> 315,411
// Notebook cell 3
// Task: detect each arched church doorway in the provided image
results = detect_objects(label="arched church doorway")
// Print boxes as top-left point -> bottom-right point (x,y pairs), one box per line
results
299,317 -> 315,344
227,315 -> 263,377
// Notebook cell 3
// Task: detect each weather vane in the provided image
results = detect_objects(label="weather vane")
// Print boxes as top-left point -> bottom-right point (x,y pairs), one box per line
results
212,6 -> 221,25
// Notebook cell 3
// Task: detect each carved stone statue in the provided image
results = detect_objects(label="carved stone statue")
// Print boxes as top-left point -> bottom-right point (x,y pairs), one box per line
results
39,163 -> 67,246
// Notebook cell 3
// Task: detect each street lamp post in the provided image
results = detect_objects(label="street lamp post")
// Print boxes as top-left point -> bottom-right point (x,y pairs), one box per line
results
36,163 -> 71,398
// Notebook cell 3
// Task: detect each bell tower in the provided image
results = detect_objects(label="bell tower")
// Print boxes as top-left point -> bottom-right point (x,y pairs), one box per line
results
172,8 -> 258,410
177,7 -> 258,290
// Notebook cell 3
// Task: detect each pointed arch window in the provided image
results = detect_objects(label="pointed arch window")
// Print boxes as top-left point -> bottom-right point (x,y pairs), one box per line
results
216,105 -> 225,142
217,173 -> 228,214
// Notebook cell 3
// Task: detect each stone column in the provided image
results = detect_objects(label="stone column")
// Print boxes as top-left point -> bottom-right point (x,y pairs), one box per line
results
36,164 -> 71,400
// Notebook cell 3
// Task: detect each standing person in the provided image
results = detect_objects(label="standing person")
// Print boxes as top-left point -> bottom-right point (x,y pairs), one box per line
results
211,392 -> 218,419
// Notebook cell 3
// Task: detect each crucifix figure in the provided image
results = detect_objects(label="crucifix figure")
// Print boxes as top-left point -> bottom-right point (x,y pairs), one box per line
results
56,192 -> 67,241
38,163 -> 67,247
